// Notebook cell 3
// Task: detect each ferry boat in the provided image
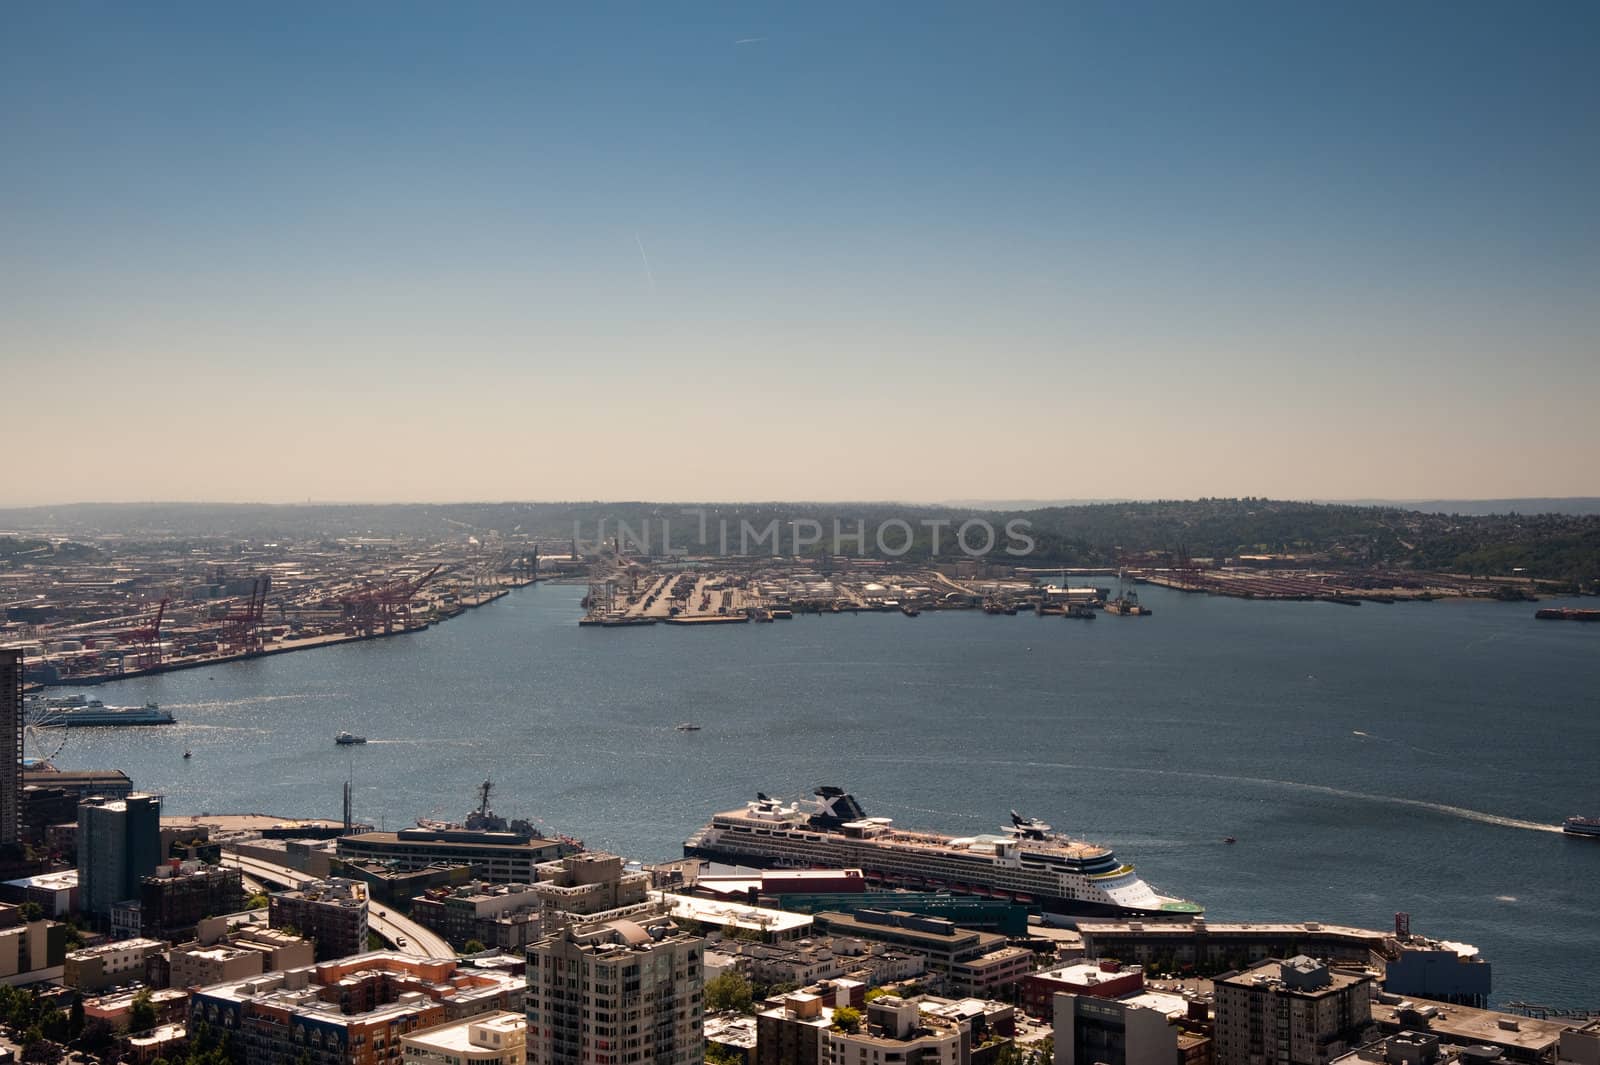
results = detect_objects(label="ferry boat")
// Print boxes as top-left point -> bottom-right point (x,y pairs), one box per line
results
25,695 -> 173,727
684,787 -> 1202,920
1563,816 -> 1600,838
335,731 -> 367,745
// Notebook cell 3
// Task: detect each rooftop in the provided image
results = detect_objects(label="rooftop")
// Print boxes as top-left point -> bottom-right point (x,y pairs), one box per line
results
660,892 -> 814,935
1034,962 -> 1144,987
192,952 -> 522,1026
814,910 -> 1003,953
85,987 -> 189,1012
1119,990 -> 1191,1018
274,877 -> 366,907
345,830 -> 560,852
1219,958 -> 1372,997
706,1011 -> 759,1050
1079,919 -> 1387,940
404,1010 -> 525,1054
4,869 -> 79,891
1374,1001 -> 1573,1054
68,937 -> 167,960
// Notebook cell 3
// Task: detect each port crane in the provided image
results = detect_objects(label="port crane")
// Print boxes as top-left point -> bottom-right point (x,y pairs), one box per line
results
218,578 -> 270,654
341,564 -> 442,636
121,597 -> 168,670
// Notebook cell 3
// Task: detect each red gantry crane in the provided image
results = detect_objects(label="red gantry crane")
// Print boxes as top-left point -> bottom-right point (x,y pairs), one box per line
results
218,577 -> 270,655
121,597 -> 169,671
341,564 -> 442,636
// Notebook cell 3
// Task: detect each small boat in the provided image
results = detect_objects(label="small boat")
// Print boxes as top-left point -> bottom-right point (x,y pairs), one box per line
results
1223,836 -> 1237,844
336,731 -> 367,745
1563,816 -> 1600,838
674,723 -> 702,732
183,750 -> 192,760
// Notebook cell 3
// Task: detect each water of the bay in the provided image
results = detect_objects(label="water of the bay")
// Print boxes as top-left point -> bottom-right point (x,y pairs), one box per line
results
46,583 -> 1600,1007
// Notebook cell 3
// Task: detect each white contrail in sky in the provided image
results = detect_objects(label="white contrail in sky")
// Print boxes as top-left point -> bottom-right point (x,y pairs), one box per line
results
735,37 -> 766,44
634,232 -> 656,294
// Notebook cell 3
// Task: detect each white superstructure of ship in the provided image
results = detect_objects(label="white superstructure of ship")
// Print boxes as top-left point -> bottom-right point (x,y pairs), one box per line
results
24,694 -> 173,727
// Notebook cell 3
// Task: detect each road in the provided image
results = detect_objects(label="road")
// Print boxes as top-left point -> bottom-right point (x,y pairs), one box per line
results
222,850 -> 454,959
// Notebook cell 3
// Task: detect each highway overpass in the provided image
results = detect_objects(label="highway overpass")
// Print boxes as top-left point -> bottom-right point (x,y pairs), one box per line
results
223,849 -> 454,959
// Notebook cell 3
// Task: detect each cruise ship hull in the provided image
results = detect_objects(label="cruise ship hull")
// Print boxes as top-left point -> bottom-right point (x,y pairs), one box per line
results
48,716 -> 173,727
684,841 -> 1187,919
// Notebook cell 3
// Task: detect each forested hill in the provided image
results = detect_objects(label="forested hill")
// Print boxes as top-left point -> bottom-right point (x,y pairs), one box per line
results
0,499 -> 1596,587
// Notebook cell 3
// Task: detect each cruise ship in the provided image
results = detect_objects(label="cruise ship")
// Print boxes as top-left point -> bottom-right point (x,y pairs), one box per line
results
25,694 -> 174,727
684,787 -> 1202,920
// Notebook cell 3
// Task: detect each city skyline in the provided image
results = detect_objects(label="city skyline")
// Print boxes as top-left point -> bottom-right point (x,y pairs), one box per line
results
4,2 -> 1597,505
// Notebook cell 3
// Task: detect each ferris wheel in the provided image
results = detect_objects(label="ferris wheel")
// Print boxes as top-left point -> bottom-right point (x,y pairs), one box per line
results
24,717 -> 67,765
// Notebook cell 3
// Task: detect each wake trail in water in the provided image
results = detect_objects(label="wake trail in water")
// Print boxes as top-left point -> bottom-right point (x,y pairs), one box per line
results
859,755 -> 1563,835
167,693 -> 342,711
1349,728 -> 1445,758
1005,760 -> 1564,835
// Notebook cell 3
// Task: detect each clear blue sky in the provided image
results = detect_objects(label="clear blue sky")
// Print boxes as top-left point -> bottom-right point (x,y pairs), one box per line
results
3,2 -> 1596,503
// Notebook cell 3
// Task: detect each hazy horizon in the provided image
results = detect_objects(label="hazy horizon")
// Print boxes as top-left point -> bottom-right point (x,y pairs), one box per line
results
5,2 -> 1597,504
5,494 -> 1600,514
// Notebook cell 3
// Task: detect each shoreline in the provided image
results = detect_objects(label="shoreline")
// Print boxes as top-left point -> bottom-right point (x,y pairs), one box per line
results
34,582 -> 530,688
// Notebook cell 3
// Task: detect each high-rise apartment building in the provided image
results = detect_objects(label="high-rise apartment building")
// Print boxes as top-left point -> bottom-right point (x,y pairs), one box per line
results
525,914 -> 704,1065
268,877 -> 370,961
0,650 -> 22,847
78,793 -> 162,922
139,860 -> 245,940
1215,957 -> 1373,1065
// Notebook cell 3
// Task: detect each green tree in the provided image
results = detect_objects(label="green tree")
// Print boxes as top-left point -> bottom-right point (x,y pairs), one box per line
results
706,1044 -> 743,1065
246,893 -> 269,910
39,1009 -> 70,1044
704,971 -> 754,1014
21,1040 -> 61,1065
862,987 -> 892,1003
68,997 -> 85,1039
831,1007 -> 861,1033
18,902 -> 44,922
128,988 -> 159,1034
78,1018 -> 117,1055
462,940 -> 487,955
